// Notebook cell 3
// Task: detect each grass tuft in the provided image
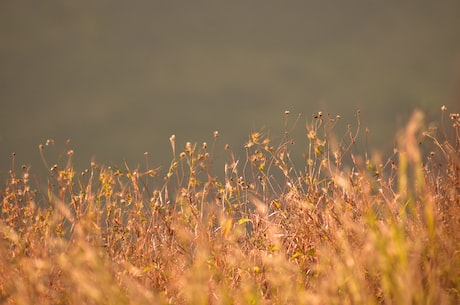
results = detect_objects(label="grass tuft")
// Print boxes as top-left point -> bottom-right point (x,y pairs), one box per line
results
1,107 -> 459,304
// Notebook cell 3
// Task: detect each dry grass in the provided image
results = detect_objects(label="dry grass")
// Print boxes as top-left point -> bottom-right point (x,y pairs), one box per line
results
1,106 -> 459,304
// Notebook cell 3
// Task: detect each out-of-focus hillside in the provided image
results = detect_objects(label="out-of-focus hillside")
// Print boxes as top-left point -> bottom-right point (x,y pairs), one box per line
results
1,1 -> 459,178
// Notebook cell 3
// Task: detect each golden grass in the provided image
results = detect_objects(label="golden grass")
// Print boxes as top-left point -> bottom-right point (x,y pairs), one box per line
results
1,107 -> 459,304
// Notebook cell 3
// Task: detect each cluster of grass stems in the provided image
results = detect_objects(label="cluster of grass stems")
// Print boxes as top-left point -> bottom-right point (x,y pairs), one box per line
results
1,107 -> 459,305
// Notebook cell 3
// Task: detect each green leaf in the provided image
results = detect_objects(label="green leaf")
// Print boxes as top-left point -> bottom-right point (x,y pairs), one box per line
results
238,218 -> 251,225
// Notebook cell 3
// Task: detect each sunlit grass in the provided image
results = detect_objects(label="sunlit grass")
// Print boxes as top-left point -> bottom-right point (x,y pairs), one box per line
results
1,106 -> 459,304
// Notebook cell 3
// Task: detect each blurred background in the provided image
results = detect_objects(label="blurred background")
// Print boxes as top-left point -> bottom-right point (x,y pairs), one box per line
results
1,1 -> 460,180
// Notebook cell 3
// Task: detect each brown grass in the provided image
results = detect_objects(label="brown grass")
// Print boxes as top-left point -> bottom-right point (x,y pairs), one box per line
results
1,106 -> 459,304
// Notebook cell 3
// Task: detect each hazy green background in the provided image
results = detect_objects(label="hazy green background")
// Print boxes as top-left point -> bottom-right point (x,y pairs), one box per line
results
1,1 -> 460,179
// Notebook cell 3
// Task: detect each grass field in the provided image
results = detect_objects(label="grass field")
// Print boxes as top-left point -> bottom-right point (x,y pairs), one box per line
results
1,107 -> 459,304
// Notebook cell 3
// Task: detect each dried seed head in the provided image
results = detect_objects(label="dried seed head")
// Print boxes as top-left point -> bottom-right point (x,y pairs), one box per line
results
213,130 -> 219,138
441,105 -> 447,111
308,130 -> 316,140
284,110 -> 290,115
202,142 -> 207,149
